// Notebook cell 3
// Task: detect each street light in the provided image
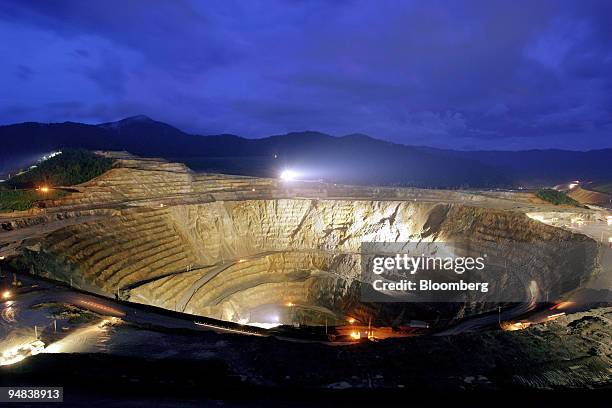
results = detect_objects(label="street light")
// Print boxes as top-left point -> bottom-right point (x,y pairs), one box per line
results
2,291 -> 10,300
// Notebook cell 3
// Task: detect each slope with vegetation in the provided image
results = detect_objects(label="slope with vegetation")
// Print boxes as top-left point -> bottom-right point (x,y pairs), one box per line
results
5,149 -> 112,189
0,149 -> 111,212
0,188 -> 67,212
536,189 -> 584,207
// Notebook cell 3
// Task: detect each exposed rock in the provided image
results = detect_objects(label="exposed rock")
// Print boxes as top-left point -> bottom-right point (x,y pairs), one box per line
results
2,154 -> 603,327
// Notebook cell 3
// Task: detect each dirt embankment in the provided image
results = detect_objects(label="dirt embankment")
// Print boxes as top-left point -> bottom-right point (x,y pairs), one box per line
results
569,187 -> 611,206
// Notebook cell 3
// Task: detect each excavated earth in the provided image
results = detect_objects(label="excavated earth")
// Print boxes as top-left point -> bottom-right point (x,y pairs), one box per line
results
0,152 -> 609,328
2,152 -> 612,397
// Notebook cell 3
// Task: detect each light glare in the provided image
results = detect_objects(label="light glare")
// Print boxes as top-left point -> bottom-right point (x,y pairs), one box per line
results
280,170 -> 298,181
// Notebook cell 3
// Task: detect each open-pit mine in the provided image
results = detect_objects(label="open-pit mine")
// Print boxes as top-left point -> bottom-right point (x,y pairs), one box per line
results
1,151 -> 612,397
1,152 -> 609,331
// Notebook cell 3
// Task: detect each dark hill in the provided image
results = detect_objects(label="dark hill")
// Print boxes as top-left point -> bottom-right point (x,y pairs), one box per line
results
1,116 -> 610,188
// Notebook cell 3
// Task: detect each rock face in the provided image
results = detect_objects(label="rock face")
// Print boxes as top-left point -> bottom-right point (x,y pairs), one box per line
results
568,186 -> 611,206
6,153 -> 603,326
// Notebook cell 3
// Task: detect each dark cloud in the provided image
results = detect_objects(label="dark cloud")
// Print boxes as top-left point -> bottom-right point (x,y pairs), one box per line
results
14,64 -> 33,81
73,49 -> 90,58
80,49 -> 128,96
0,0 -> 611,150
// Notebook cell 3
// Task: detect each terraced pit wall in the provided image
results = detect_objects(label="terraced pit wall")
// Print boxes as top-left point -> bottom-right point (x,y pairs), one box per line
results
20,198 -> 599,326
4,153 -> 600,327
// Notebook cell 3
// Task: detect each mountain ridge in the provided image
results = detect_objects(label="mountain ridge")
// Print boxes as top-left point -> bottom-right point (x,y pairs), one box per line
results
1,116 -> 610,187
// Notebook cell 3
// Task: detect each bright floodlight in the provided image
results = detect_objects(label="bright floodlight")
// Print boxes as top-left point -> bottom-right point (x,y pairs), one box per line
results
280,170 -> 298,181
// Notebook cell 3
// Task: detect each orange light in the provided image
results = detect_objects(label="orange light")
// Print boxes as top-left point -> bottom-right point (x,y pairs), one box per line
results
2,291 -> 10,300
550,301 -> 574,310
347,317 -> 355,324
39,186 -> 50,193
286,302 -> 294,307
501,321 -> 531,331
349,331 -> 361,340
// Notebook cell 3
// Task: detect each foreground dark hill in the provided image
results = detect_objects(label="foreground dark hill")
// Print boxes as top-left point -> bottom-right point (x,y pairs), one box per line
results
1,115 -> 610,188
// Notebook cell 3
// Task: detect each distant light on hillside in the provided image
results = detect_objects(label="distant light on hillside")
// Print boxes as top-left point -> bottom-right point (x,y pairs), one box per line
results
40,151 -> 62,162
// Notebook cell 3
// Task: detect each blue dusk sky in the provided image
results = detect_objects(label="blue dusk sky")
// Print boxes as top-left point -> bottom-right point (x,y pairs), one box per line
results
1,0 -> 611,150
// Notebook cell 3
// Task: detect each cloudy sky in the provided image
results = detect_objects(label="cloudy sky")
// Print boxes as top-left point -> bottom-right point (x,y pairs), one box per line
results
1,0 -> 611,150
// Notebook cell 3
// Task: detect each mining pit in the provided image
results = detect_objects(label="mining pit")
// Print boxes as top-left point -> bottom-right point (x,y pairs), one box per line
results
1,152 -> 607,330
